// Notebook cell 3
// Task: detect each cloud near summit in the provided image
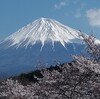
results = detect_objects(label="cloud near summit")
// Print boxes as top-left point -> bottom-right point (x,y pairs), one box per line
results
54,0 -> 68,9
86,8 -> 100,28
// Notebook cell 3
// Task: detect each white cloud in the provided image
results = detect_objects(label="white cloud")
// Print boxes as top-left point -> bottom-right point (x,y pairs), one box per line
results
86,8 -> 100,27
54,0 -> 68,9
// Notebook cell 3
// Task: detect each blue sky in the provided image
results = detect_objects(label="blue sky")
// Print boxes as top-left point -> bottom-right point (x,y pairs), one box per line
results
0,0 -> 100,39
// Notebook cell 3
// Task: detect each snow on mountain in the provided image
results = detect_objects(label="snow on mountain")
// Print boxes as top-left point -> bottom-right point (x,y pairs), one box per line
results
0,18 -> 92,76
3,18 -> 83,49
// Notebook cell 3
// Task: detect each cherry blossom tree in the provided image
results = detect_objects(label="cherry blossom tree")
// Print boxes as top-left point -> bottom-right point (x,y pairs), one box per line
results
0,34 -> 100,99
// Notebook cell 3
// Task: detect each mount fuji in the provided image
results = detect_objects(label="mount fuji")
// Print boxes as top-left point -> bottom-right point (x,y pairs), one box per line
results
0,18 -> 87,76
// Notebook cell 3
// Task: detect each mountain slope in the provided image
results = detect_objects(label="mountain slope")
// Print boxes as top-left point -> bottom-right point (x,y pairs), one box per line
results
0,18 -> 87,76
2,18 -> 83,49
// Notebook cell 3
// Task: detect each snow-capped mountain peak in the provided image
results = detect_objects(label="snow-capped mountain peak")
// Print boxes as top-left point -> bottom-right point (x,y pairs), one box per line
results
4,18 -> 81,48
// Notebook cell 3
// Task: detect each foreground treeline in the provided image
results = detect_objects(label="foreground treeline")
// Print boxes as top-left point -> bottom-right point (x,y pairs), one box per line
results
0,34 -> 100,99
